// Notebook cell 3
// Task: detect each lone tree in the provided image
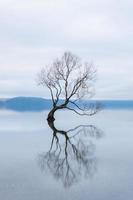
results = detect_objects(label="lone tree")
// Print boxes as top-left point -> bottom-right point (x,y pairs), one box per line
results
38,52 -> 100,122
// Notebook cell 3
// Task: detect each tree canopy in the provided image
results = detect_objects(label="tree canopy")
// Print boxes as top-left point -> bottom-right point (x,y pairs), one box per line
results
38,51 -> 100,121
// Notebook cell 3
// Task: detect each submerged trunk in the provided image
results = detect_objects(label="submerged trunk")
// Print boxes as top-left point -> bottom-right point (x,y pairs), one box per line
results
47,108 -> 56,122
47,104 -> 66,122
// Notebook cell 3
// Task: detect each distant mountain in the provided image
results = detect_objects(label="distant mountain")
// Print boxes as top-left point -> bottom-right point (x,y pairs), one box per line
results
0,101 -> 4,108
0,97 -> 133,112
101,100 -> 133,109
0,97 -> 53,111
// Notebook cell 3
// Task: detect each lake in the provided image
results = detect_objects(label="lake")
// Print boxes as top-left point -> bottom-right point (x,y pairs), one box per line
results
0,109 -> 133,200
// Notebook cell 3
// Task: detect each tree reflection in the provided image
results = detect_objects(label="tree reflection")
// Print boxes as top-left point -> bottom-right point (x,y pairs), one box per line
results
37,120 -> 103,188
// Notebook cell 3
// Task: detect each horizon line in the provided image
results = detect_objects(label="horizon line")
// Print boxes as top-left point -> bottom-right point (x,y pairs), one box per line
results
0,96 -> 133,101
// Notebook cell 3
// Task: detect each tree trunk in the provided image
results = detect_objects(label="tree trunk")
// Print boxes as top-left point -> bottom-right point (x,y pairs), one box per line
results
47,105 -> 66,122
47,108 -> 56,122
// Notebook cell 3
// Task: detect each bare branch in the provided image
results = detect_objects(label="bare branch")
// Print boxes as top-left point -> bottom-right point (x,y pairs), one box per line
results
37,51 -> 99,121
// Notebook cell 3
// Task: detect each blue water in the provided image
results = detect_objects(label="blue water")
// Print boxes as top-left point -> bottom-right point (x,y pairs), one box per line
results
0,97 -> 133,111
0,109 -> 133,200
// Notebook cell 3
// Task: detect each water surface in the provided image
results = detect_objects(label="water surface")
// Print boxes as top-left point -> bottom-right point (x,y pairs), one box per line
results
0,109 -> 133,200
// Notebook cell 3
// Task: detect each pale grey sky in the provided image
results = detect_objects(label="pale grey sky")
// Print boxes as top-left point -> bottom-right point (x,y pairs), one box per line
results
0,0 -> 133,99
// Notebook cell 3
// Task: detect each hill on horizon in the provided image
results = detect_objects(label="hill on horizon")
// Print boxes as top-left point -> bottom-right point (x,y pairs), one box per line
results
0,96 -> 133,112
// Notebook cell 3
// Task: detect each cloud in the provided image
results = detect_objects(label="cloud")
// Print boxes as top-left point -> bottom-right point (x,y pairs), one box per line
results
0,0 -> 133,99
0,79 -> 49,98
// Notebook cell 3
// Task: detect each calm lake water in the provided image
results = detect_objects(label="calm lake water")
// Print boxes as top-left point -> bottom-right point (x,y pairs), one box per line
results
0,109 -> 133,200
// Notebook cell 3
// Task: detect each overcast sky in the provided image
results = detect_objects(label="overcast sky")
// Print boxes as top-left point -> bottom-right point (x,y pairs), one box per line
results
0,0 -> 133,99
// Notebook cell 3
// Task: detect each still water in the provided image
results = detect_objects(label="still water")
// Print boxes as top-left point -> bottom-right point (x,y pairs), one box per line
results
0,109 -> 133,200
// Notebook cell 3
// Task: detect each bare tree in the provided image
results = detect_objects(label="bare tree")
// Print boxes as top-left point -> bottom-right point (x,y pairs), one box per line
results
38,51 -> 100,122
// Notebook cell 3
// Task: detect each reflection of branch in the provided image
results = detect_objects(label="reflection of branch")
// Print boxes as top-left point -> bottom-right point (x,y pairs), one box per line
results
37,121 -> 103,188
68,124 -> 103,139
